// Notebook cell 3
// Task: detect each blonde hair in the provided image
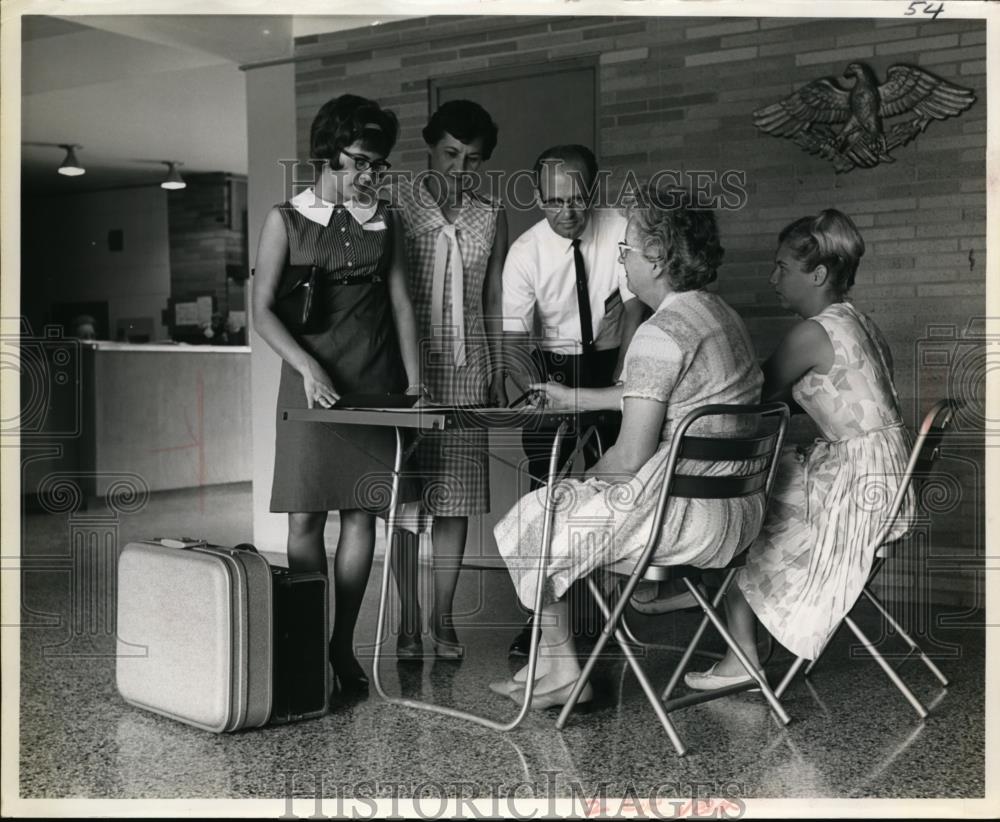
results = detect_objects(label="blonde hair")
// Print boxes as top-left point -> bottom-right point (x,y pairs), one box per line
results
778,209 -> 865,296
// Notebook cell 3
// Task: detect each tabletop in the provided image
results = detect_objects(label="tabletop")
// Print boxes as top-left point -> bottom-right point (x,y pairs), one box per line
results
283,405 -> 621,431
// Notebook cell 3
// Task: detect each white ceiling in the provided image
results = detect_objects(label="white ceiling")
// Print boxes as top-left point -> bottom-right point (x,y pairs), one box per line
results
19,14 -> 410,194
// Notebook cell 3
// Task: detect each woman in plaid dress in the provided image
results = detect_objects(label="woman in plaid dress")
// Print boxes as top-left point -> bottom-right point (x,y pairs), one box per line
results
392,101 -> 508,659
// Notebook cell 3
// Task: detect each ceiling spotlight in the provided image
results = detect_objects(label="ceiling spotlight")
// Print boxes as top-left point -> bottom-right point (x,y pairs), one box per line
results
57,144 -> 85,176
161,161 -> 186,190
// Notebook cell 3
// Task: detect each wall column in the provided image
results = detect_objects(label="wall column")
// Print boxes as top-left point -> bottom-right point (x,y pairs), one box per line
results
245,62 -> 295,553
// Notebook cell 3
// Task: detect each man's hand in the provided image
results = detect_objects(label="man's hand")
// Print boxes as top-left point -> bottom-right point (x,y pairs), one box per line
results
489,374 -> 509,408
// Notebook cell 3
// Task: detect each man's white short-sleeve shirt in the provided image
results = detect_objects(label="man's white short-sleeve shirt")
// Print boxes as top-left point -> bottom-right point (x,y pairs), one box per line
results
502,209 -> 633,355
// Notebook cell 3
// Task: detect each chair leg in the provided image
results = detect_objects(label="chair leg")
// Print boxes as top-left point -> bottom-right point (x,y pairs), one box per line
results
860,586 -> 949,686
804,625 -> 839,677
622,612 -> 725,661
551,577 -> 623,729
758,631 -> 775,667
617,601 -> 644,648
556,577 -> 688,756
683,577 -> 791,726
660,582 -> 730,701
774,656 -> 808,700
843,616 -> 929,719
806,560 -> 884,678
614,580 -> 723,663
616,606 -> 719,664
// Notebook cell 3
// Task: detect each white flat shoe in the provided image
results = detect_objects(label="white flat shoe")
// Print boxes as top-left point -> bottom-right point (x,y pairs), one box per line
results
503,680 -> 594,710
489,678 -> 523,696
684,663 -> 762,691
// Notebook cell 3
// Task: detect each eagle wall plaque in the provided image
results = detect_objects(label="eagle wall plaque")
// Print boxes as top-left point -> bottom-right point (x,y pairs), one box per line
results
753,63 -> 975,173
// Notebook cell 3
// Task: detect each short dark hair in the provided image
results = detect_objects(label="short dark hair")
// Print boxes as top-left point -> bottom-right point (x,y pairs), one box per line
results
422,100 -> 499,160
778,209 -> 865,296
630,184 -> 724,292
309,94 -> 399,169
533,145 -> 599,195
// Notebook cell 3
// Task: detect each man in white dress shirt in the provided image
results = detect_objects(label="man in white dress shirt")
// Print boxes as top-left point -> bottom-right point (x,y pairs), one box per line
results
502,144 -> 647,655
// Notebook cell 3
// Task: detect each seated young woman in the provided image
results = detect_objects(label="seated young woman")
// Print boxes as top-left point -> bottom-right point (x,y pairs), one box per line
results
490,186 -> 764,709
684,208 -> 916,690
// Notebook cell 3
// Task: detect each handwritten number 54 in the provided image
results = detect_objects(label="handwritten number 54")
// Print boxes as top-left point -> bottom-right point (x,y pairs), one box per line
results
905,1 -> 945,18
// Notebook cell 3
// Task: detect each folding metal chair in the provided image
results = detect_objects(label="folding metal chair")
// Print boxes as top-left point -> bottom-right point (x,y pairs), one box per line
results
554,402 -> 791,756
774,398 -> 962,719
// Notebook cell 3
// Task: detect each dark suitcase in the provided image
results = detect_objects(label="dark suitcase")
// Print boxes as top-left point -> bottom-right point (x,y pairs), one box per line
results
269,566 -> 330,724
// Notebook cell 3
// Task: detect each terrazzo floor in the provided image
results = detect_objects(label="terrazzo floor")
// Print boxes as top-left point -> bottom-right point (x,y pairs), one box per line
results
15,483 -> 986,801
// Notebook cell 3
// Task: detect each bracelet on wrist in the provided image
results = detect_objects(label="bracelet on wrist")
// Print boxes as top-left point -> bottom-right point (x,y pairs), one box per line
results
404,383 -> 429,396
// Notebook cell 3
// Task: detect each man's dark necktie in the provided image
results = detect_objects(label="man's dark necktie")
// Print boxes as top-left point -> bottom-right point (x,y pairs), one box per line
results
571,238 -> 595,362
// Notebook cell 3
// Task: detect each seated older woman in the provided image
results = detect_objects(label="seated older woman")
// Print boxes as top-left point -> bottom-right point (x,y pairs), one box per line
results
491,188 -> 764,709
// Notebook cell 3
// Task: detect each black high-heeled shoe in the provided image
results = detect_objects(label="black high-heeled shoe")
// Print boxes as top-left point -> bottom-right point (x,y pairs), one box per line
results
329,651 -> 369,697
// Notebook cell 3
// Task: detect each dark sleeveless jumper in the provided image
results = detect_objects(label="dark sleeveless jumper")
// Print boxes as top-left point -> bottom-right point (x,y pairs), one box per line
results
269,199 -> 419,513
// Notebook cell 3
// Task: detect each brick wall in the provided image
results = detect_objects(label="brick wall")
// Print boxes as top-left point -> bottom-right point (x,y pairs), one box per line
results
167,172 -> 248,316
290,15 -> 987,606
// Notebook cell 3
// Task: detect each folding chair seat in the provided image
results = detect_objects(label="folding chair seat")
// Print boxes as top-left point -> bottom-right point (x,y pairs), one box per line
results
553,402 -> 791,756
774,399 -> 961,719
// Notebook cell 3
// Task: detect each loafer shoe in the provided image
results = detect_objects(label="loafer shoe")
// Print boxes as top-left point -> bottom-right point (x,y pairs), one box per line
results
489,678 -> 523,697
503,680 -> 594,710
684,663 -> 761,692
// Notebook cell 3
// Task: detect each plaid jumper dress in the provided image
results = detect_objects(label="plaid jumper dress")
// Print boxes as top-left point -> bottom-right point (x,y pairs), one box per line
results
397,179 -> 501,516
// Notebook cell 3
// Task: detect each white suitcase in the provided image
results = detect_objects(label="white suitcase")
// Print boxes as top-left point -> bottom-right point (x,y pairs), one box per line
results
115,538 -> 274,732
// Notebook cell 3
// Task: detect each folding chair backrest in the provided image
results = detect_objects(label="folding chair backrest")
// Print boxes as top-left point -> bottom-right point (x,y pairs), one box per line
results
671,426 -> 786,499
642,402 -> 790,561
869,398 -> 962,548
913,399 -> 962,476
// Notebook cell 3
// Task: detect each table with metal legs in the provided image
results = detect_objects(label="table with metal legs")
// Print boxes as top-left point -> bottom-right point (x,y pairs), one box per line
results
283,405 -> 616,730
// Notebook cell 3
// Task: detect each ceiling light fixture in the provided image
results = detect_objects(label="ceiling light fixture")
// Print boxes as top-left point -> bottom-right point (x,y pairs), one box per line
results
160,161 -> 186,190
57,143 -> 85,176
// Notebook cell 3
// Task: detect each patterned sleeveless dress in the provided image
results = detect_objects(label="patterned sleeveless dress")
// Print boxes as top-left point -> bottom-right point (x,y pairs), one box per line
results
269,191 -> 419,513
397,179 -> 502,516
737,301 -> 915,659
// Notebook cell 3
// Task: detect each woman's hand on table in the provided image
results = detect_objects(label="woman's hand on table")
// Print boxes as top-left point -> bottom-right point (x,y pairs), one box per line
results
529,381 -> 576,411
299,360 -> 340,409
404,382 -> 432,407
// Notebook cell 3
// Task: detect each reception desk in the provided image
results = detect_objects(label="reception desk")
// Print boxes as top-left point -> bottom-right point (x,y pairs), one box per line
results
22,342 -> 252,502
